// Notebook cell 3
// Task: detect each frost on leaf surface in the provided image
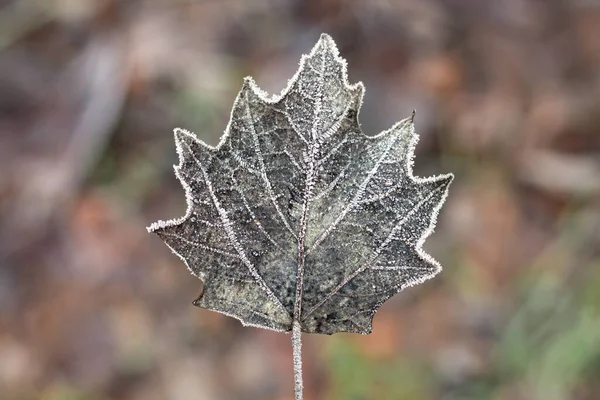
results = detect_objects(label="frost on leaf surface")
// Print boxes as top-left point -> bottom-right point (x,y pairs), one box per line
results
148,34 -> 453,335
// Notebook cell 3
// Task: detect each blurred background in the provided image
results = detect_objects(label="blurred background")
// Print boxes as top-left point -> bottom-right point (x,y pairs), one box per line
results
1,0 -> 600,399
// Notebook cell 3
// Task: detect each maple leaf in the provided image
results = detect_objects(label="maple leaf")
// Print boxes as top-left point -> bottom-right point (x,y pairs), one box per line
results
148,34 -> 453,336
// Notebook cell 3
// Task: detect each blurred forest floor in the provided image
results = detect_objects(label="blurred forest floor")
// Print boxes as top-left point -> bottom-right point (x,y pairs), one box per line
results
1,1 -> 599,399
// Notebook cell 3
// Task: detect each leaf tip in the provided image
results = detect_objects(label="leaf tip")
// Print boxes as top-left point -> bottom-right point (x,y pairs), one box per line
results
436,173 -> 455,192
242,76 -> 255,89
192,286 -> 205,307
319,32 -> 333,43
240,75 -> 273,104
315,32 -> 340,56
173,127 -> 193,144
146,220 -> 164,234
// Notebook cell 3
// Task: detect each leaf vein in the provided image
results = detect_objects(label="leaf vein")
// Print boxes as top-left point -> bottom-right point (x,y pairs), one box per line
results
302,183 -> 444,319
180,139 -> 290,318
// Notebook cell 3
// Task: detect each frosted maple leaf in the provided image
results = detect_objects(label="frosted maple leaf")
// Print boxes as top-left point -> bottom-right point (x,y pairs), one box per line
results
148,33 -> 453,336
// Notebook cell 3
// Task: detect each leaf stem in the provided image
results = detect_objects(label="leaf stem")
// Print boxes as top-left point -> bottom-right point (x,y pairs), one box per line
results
292,320 -> 303,400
